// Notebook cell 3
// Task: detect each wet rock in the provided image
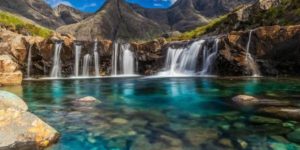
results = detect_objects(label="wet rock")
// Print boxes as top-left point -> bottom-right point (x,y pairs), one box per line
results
159,135 -> 182,147
249,116 -> 282,124
269,135 -> 290,143
0,90 -> 28,111
218,138 -> 234,148
232,95 -> 259,106
0,108 -> 59,149
77,96 -> 101,103
111,118 -> 128,125
287,129 -> 300,144
237,139 -> 248,149
257,107 -> 300,121
184,127 -> 219,146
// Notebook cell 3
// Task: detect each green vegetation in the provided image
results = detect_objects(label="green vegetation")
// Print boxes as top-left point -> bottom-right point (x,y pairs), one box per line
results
0,11 -> 52,38
168,15 -> 228,41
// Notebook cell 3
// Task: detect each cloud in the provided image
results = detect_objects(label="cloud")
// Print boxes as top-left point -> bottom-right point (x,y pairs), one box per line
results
45,0 -> 73,7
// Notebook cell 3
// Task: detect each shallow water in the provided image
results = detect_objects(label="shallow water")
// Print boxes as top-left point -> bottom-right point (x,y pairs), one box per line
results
1,77 -> 300,150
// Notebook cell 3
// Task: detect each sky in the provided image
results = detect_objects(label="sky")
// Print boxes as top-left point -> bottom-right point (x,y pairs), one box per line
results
44,0 -> 177,13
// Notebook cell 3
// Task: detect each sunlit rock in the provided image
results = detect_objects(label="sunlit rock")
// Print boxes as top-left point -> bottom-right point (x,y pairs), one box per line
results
0,90 -> 28,111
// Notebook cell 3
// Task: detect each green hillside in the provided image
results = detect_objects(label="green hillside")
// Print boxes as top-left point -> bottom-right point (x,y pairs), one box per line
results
0,11 -> 52,38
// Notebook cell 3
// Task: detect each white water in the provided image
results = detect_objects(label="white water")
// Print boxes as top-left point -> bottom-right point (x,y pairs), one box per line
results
111,43 -> 136,76
26,45 -> 32,78
121,44 -> 135,75
158,40 -> 205,76
50,42 -> 63,78
200,39 -> 220,75
246,30 -> 261,77
82,54 -> 91,76
74,44 -> 82,77
93,40 -> 100,76
111,43 -> 119,76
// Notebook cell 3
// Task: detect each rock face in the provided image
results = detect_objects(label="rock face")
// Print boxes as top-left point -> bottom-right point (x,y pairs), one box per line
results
131,0 -> 254,32
0,55 -> 22,85
0,0 -> 65,29
54,4 -> 90,25
57,0 -> 166,41
0,91 -> 59,149
216,25 -> 300,76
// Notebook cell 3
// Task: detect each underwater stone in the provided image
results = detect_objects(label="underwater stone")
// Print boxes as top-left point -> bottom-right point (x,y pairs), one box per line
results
237,139 -> 248,149
249,116 -> 282,124
111,118 -> 128,125
269,135 -> 290,144
184,127 -> 219,146
218,138 -> 234,148
232,95 -> 259,106
287,129 -> 300,144
77,96 -> 101,103
159,135 -> 182,147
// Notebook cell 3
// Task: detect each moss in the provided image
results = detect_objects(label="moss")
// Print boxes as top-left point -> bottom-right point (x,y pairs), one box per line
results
0,11 -> 52,38
168,15 -> 229,41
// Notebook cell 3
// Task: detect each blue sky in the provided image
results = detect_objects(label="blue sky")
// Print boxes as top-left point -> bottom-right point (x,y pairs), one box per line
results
45,0 -> 177,12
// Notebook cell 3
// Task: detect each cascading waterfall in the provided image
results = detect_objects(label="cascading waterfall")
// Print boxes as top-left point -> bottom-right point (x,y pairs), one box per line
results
121,44 -> 135,75
93,40 -> 100,76
200,39 -> 220,75
74,44 -> 82,77
50,42 -> 63,78
82,54 -> 91,76
26,45 -> 32,78
158,40 -> 205,76
111,43 -> 136,76
245,30 -> 261,77
111,43 -> 119,76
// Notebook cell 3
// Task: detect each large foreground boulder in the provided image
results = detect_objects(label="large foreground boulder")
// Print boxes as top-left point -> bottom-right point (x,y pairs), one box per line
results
0,91 -> 59,150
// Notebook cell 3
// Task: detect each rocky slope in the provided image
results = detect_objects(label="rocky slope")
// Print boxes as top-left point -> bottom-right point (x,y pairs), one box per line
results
131,0 -> 254,32
0,0 -> 64,29
54,4 -> 91,25
57,0 -> 166,41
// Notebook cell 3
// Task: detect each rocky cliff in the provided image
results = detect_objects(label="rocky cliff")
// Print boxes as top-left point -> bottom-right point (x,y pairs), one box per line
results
54,4 -> 91,25
57,0 -> 166,41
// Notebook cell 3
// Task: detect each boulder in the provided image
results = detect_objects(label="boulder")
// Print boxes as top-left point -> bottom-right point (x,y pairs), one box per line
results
0,108 -> 59,149
0,90 -> 28,111
0,91 -> 60,149
77,96 -> 101,103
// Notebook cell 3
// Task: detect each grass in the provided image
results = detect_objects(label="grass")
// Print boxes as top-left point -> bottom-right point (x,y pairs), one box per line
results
0,11 -> 53,38
168,15 -> 229,41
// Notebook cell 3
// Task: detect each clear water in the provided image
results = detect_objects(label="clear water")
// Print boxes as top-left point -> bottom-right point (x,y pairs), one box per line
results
1,77 -> 300,150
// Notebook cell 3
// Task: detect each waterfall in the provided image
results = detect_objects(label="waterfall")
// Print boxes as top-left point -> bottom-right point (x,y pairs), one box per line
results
26,45 -> 32,78
111,43 -> 119,76
74,44 -> 82,77
93,40 -> 100,76
111,43 -> 136,76
245,30 -> 261,77
50,42 -> 63,78
82,54 -> 91,76
200,39 -> 220,75
158,40 -> 205,76
121,44 -> 135,75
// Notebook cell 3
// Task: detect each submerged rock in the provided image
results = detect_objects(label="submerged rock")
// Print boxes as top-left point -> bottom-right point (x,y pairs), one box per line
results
76,96 -> 101,103
184,127 -> 219,146
0,90 -> 28,111
258,107 -> 300,121
287,129 -> 300,144
111,118 -> 128,125
249,115 -> 282,124
232,95 -> 259,106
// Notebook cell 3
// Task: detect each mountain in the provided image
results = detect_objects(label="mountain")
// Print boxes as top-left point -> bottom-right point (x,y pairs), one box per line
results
57,0 -> 167,41
131,0 -> 254,32
0,0 -> 65,29
54,4 -> 91,25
